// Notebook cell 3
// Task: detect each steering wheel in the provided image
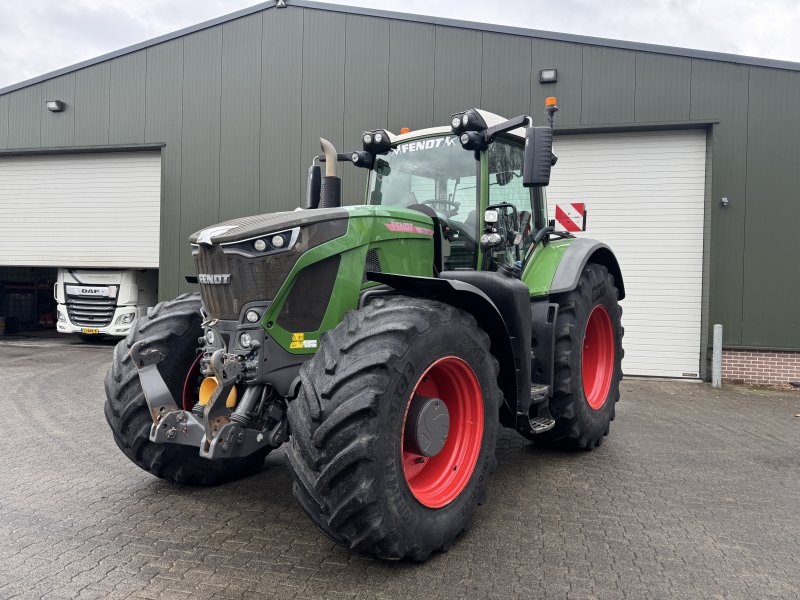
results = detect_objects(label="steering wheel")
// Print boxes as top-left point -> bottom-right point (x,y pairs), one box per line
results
420,199 -> 460,218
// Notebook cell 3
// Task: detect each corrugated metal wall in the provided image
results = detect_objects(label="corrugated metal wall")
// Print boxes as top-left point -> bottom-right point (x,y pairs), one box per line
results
0,4 -> 798,350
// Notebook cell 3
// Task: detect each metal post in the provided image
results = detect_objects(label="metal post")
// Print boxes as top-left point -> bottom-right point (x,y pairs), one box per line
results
712,324 -> 723,388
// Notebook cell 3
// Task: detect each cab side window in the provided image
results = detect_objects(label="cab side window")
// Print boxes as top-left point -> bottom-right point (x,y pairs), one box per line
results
488,140 -> 543,253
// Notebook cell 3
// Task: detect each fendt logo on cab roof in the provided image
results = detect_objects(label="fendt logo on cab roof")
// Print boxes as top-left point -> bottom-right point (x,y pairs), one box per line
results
198,273 -> 231,285
391,136 -> 456,155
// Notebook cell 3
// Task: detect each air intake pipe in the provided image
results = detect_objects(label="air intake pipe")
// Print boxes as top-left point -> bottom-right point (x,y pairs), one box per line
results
318,137 -> 342,208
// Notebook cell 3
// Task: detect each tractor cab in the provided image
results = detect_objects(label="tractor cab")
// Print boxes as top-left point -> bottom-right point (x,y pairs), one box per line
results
364,121 -> 548,272
358,109 -> 554,274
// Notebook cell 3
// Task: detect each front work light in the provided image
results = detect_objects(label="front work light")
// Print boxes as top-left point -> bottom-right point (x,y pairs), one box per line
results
459,130 -> 486,151
240,332 -> 253,348
351,151 -> 374,169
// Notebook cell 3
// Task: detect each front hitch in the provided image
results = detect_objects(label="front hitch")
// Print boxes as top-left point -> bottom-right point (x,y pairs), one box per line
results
129,342 -> 281,459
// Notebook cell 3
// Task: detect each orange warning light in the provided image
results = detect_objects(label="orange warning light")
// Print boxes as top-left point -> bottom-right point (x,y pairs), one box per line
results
400,127 -> 411,134
545,96 -> 557,107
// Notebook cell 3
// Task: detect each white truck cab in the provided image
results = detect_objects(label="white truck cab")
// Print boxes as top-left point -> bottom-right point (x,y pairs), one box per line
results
55,268 -> 158,340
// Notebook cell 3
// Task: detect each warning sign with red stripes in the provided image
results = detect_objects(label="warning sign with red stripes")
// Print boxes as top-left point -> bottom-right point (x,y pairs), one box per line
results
555,202 -> 586,232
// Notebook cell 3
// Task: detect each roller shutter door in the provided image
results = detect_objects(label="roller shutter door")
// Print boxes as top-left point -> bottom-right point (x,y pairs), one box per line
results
548,129 -> 706,378
0,151 -> 161,268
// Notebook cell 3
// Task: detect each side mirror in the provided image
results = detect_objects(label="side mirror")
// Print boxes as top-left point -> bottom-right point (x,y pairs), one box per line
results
523,126 -> 554,187
306,164 -> 321,209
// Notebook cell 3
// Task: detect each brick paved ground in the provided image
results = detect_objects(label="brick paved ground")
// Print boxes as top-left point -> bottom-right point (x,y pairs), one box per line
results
0,336 -> 798,600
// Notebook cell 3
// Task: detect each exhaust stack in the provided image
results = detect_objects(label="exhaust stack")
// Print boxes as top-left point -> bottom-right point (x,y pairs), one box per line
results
318,137 -> 342,208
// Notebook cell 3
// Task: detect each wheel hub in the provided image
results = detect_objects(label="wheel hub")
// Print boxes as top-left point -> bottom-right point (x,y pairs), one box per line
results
403,396 -> 450,457
401,356 -> 484,509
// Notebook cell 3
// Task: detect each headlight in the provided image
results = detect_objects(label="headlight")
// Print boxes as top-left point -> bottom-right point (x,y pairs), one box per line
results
206,329 -> 216,345
240,332 -> 252,348
245,310 -> 260,323
115,313 -> 135,326
57,311 -> 66,322
271,234 -> 285,248
253,239 -> 267,252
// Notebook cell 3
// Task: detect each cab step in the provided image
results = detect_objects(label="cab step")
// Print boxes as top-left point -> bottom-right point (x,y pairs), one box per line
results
530,383 -> 550,403
528,414 -> 555,434
518,384 -> 555,434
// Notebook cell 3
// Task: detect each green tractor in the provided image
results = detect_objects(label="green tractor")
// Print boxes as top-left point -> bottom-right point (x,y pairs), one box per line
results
105,99 -> 624,561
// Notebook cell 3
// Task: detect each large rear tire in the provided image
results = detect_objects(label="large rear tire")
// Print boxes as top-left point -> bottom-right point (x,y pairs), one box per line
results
104,293 -> 269,484
528,263 -> 623,450
285,296 -> 500,561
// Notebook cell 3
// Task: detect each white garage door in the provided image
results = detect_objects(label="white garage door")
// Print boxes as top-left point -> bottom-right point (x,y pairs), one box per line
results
0,151 -> 161,268
548,129 -> 706,378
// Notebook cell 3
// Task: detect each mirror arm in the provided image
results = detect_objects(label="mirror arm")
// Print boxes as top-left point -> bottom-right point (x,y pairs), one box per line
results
484,115 -> 531,143
316,152 -> 359,163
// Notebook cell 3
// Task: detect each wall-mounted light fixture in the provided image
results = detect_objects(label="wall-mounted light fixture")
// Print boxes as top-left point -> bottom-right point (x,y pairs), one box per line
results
46,100 -> 65,112
539,68 -> 558,84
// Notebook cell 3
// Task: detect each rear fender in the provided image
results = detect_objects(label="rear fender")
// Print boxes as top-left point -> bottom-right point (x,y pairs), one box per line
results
550,238 -> 625,299
366,272 -> 521,428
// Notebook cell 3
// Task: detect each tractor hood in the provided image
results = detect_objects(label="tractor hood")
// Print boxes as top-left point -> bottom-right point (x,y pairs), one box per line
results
190,205 -> 435,321
189,207 -> 349,245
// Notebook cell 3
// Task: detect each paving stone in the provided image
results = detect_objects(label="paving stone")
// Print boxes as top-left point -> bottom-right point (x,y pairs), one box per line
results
0,339 -> 798,599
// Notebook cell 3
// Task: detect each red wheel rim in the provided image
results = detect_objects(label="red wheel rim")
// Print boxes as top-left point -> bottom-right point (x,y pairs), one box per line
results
401,356 -> 483,509
582,305 -> 615,410
181,353 -> 203,411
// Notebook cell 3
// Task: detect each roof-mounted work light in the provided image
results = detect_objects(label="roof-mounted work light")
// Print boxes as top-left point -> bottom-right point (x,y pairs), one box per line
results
450,109 -> 488,136
361,130 -> 392,154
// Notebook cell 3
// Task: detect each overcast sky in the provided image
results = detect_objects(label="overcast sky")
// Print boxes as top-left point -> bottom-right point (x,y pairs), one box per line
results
1,0 -> 799,89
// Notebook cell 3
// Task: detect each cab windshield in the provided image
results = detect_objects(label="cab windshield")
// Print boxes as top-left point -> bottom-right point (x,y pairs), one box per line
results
367,135 -> 479,269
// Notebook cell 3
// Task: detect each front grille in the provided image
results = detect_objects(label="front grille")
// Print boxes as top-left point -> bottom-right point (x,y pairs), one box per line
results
194,219 -> 348,320
66,295 -> 116,327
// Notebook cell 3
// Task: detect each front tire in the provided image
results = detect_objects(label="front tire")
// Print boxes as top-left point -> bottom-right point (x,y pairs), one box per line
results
104,293 -> 268,484
529,263 -> 623,450
285,296 -> 500,561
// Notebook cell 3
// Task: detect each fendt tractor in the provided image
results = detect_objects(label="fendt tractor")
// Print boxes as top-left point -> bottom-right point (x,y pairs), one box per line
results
105,98 -> 625,561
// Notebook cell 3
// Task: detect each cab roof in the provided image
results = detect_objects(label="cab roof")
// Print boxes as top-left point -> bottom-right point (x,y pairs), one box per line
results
389,109 -> 527,144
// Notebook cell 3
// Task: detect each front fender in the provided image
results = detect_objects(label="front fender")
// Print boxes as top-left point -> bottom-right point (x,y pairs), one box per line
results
550,238 -> 625,299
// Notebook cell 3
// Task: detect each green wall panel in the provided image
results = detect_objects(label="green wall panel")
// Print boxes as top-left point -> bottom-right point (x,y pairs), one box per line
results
74,63 -> 110,146
1,2 -> 800,352
481,32 -> 531,119
145,39 -> 184,299
742,67 -> 800,348
179,28 -> 223,283
220,14 -> 262,222
300,9 -> 346,207
581,46 -> 635,124
433,26 -> 482,125
40,74 -> 75,147
7,86 -> 42,148
343,14 -> 389,206
260,6 -> 304,213
635,52 -> 691,122
0,94 -> 8,148
109,51 -> 146,144
530,40 -> 582,126
690,59 -> 749,346
388,20 -> 435,132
